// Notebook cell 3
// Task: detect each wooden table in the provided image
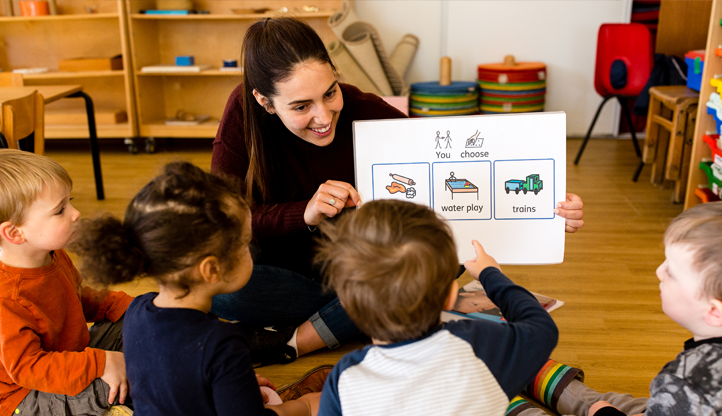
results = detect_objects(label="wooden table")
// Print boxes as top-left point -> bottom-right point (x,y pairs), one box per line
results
0,85 -> 104,200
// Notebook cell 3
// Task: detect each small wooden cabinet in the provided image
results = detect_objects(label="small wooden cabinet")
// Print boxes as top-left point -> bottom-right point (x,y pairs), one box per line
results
126,0 -> 343,141
685,0 -> 722,208
0,0 -> 137,140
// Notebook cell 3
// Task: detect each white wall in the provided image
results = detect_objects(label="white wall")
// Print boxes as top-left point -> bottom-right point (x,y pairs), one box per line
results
354,0 -> 632,136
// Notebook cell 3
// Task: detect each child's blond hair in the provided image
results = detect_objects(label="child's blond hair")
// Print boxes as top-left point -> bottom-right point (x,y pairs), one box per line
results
316,199 -> 459,343
0,149 -> 72,225
664,201 -> 722,301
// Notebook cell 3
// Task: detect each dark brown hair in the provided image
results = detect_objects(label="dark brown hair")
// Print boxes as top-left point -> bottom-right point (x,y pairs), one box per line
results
664,201 -> 722,301
241,17 -> 337,203
315,200 -> 459,343
69,161 -> 250,296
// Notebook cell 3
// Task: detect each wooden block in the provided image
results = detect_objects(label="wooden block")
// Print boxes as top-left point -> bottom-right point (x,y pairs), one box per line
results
44,110 -> 127,125
58,55 -> 123,72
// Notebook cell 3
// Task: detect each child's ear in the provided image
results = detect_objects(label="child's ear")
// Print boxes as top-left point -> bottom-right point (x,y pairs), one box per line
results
705,299 -> 722,327
198,256 -> 221,284
442,280 -> 459,312
0,221 -> 23,245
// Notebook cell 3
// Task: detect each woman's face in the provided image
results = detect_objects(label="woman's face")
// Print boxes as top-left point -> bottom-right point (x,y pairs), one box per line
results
255,60 -> 344,147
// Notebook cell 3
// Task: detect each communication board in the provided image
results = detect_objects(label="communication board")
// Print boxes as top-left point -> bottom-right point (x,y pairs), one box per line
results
353,111 -> 566,264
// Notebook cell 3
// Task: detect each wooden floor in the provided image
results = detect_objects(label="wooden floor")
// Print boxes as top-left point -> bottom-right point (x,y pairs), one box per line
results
46,137 -> 688,399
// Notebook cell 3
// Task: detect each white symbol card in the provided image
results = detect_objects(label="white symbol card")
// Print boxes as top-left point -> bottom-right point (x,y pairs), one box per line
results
353,111 -> 566,265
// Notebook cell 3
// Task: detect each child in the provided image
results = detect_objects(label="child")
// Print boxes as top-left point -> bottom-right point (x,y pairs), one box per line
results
507,202 -> 722,416
314,199 -> 559,415
69,161 -> 320,416
0,149 -> 133,416
588,201 -> 722,416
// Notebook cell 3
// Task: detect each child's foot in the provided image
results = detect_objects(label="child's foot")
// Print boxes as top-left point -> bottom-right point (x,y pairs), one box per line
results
277,365 -> 334,402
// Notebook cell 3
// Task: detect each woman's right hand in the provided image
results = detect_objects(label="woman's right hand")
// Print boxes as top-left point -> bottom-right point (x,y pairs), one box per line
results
304,180 -> 361,226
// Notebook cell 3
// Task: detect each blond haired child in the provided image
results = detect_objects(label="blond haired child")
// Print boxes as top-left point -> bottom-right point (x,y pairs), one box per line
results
586,201 -> 722,415
314,199 -> 558,416
70,161 -> 320,416
0,149 -> 133,415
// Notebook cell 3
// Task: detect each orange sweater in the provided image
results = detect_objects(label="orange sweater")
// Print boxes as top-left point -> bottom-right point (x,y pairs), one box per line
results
0,250 -> 133,415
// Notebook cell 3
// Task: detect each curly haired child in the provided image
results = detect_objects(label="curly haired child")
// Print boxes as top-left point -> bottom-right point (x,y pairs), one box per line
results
70,161 -> 320,416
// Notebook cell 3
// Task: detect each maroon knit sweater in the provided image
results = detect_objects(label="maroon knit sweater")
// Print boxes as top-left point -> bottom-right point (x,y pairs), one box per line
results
212,83 -> 407,279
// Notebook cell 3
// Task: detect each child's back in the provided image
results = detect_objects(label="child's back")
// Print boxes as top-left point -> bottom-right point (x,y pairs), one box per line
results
71,161 -> 319,416
314,199 -> 558,416
124,294 -> 262,415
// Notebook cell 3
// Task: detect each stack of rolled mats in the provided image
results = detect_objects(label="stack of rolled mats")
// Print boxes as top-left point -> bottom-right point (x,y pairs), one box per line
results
477,55 -> 546,114
409,81 -> 479,117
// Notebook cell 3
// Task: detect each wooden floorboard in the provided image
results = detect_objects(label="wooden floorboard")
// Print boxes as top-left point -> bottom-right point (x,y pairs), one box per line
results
45,137 -> 687,398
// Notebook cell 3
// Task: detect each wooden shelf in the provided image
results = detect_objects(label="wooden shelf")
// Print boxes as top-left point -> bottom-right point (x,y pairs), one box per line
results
139,122 -> 220,138
685,0 -> 722,208
46,123 -> 132,139
0,13 -> 118,22
130,11 -> 334,20
137,70 -> 242,77
1,0 -> 138,140
24,70 -> 126,80
127,0 -> 342,139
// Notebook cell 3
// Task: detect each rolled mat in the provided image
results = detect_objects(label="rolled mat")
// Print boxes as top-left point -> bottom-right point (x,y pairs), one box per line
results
339,21 -> 405,96
327,0 -> 358,39
327,40 -> 383,96
389,34 -> 419,79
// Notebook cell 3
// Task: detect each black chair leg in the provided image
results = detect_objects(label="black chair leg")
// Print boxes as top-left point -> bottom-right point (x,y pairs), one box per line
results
575,95 -> 614,165
68,91 -> 105,200
619,97 -> 642,157
633,160 -> 645,182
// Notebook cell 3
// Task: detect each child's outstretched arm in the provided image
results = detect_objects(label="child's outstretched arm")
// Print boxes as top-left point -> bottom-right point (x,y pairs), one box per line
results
457,240 -> 559,400
101,350 -> 129,404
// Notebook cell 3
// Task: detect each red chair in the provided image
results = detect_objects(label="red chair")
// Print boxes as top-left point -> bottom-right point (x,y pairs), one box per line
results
574,23 -> 654,178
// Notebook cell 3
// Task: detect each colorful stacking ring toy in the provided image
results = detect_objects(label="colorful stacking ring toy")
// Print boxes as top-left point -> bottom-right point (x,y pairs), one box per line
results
409,57 -> 479,117
477,55 -> 546,114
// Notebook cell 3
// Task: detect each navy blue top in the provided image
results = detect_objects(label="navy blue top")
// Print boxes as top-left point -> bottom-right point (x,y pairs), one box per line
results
123,293 -> 277,416
318,267 -> 559,416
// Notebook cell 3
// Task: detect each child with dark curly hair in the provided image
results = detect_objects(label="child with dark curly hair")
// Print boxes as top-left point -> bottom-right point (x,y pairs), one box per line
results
70,161 -> 319,416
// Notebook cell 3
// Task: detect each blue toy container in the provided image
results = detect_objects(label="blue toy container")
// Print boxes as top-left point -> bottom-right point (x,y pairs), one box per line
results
685,50 -> 705,91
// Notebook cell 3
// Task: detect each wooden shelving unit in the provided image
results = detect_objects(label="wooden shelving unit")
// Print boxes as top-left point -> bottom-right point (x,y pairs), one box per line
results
126,0 -> 343,141
685,0 -> 722,208
0,0 -> 137,140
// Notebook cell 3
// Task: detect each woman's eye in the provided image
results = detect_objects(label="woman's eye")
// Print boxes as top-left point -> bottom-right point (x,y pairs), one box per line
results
325,89 -> 336,99
294,105 -> 307,112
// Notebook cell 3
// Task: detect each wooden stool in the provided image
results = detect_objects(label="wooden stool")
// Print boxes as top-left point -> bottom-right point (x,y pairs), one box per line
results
639,85 -> 698,203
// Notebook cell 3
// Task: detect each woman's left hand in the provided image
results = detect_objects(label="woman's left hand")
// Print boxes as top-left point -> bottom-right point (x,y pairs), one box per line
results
555,193 -> 584,233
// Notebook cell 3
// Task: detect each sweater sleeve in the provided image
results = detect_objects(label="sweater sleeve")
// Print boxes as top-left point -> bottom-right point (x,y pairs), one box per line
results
80,286 -> 133,323
0,298 -> 104,396
448,267 -> 559,399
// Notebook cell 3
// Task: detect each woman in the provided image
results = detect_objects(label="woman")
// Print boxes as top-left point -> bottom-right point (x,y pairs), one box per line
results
211,17 -> 584,363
